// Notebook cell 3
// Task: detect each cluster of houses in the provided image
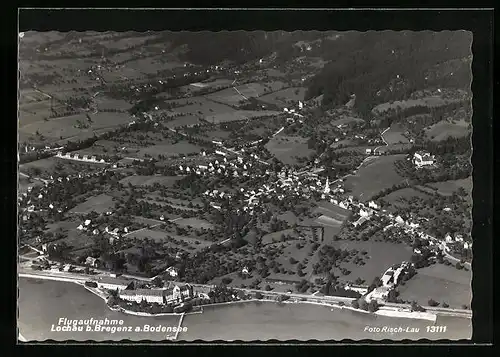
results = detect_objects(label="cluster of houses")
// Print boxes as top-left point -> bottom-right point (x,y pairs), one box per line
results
56,151 -> 109,164
444,232 -> 472,250
177,151 -> 255,178
77,219 -> 129,242
19,167 -> 113,223
350,201 -> 379,227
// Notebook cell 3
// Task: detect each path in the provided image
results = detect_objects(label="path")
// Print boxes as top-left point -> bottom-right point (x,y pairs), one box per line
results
374,126 -> 390,154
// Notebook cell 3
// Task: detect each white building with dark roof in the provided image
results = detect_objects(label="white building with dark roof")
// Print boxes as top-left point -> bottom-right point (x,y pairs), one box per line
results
413,151 -> 435,168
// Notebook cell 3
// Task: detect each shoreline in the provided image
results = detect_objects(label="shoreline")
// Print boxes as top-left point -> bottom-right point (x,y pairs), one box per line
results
20,275 -> 458,323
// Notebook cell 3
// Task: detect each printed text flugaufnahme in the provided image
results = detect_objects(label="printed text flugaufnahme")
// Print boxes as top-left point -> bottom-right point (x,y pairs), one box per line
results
56,318 -> 125,326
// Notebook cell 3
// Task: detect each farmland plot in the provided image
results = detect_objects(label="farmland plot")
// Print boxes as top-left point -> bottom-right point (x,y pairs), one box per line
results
136,142 -> 202,158
398,263 -> 472,309
69,194 -> 115,214
258,87 -> 307,107
343,155 -> 406,201
425,119 -> 470,141
265,135 -> 313,165
205,110 -> 280,124
331,240 -> 414,285
119,175 -> 184,187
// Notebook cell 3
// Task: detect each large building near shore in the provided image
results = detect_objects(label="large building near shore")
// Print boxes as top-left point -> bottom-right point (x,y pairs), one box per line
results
118,284 -> 194,305
94,276 -> 134,291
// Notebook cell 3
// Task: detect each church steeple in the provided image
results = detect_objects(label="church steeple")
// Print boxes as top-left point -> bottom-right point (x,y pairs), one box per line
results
324,177 -> 330,194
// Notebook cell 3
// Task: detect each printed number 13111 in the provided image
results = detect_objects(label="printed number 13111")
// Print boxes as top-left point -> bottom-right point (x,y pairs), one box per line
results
426,326 -> 447,333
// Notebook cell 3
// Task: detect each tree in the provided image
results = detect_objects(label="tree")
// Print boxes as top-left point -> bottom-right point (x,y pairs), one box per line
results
442,302 -> 449,308
428,299 -> 439,307
152,276 -> 164,288
359,299 -> 369,311
368,300 -> 379,312
255,292 -> 263,299
351,299 -> 359,309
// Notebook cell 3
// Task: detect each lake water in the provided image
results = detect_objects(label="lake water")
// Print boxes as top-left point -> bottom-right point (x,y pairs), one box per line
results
18,278 -> 472,342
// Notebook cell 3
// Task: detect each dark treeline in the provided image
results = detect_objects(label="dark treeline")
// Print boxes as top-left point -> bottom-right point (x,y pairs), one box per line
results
304,32 -> 472,119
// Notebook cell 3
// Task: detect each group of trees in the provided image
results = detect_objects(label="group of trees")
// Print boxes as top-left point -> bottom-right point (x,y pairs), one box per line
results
351,298 -> 380,312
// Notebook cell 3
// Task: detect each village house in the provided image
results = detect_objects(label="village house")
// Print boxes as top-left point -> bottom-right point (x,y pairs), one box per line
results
366,286 -> 392,301
165,266 -> 178,278
94,276 -> 134,291
413,151 -> 435,168
344,283 -> 369,295
85,256 -> 100,268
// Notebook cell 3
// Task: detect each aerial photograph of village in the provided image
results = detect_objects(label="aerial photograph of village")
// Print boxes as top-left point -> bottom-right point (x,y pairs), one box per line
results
17,30 -> 473,342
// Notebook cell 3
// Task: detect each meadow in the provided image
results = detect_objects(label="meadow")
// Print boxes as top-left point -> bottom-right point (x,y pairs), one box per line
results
205,110 -> 281,124
258,87 -> 307,107
69,194 -> 115,214
119,175 -> 184,187
331,240 -> 414,285
205,83 -> 268,106
265,135 -> 313,165
381,187 -> 433,210
425,119 -> 470,141
428,178 -> 473,197
136,142 -> 202,158
397,263 -> 472,309
163,115 -> 201,129
174,217 -> 214,230
382,123 -> 409,145
343,155 -> 406,201
372,96 -> 462,115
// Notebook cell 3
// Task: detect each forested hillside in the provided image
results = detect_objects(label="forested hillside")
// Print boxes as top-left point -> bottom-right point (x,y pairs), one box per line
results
303,31 -> 472,119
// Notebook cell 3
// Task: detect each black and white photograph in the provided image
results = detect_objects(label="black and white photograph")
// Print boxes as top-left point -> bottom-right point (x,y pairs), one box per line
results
16,9 -> 490,343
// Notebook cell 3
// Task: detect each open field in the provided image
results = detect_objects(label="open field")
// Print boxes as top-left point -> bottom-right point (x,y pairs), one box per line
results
314,201 -> 351,222
205,83 -> 268,105
382,123 -> 409,145
170,97 -> 234,117
94,97 -> 132,112
381,187 -> 433,209
18,177 -> 44,194
69,194 -> 115,214
428,178 -> 473,196
20,157 -> 60,173
119,175 -> 184,187
263,80 -> 288,92
127,228 -> 212,251
136,142 -> 202,158
174,218 -> 214,230
343,155 -> 406,202
261,229 -> 297,245
205,110 -> 281,124
163,115 -> 201,129
372,96 -> 463,115
258,87 -> 307,107
19,112 -> 133,141
330,115 -> 365,127
425,119 -> 470,141
398,263 -> 472,308
332,240 -> 414,285
265,135 -> 313,165
20,157 -> 104,177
